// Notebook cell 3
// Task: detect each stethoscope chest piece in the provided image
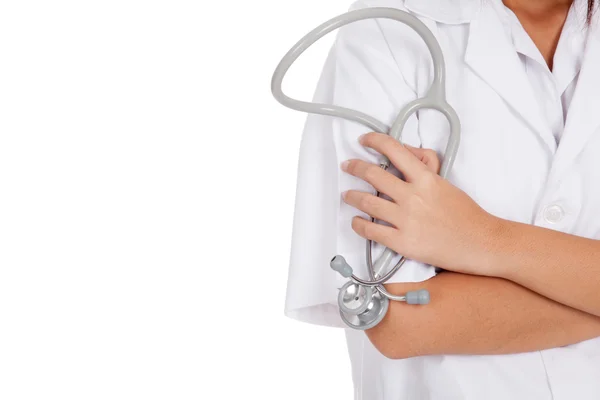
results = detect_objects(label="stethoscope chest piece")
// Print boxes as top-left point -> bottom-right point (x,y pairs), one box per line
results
338,281 -> 373,315
339,283 -> 389,330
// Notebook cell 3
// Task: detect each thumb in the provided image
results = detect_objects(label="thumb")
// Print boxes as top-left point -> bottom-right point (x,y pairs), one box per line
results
403,144 -> 441,174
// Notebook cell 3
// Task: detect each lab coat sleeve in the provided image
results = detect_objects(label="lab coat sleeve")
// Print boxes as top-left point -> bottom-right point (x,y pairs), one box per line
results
284,0 -> 438,328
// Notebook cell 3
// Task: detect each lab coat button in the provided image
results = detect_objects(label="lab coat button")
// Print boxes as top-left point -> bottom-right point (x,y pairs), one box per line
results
543,204 -> 565,224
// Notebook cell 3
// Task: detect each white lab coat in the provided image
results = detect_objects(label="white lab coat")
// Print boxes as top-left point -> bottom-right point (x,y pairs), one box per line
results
284,0 -> 600,398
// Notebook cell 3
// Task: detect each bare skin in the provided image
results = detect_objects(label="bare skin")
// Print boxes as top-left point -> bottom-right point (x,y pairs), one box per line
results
370,273 -> 600,360
504,0 -> 573,69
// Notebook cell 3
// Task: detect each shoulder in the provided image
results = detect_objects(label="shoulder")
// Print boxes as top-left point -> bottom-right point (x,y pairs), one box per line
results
338,0 -> 478,93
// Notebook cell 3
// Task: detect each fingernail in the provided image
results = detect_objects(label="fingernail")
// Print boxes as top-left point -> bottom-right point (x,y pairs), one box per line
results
358,134 -> 366,144
341,190 -> 348,200
341,160 -> 350,171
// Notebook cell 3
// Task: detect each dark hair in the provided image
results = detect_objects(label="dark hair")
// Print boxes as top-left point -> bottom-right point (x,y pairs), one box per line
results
588,0 -> 596,23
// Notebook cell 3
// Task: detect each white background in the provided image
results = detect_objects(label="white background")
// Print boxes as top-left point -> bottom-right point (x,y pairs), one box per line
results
0,0 -> 354,399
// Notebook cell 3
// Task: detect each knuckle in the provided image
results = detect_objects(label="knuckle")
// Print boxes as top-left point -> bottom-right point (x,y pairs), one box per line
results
427,149 -> 441,165
363,132 -> 377,143
420,171 -> 438,187
363,165 -> 380,181
407,194 -> 420,209
407,194 -> 426,216
379,227 -> 398,247
383,136 -> 398,150
363,132 -> 388,148
366,131 -> 381,141
378,132 -> 392,143
362,222 -> 377,238
424,149 -> 437,158
359,194 -> 378,211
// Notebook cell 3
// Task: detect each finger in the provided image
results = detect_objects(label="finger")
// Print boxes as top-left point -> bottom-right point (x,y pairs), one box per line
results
351,216 -> 400,250
359,132 -> 427,182
343,190 -> 399,226
404,145 -> 441,174
342,159 -> 407,199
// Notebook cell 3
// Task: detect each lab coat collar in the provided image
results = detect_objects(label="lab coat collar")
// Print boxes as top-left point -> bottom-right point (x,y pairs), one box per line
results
404,0 -> 480,24
405,0 -> 600,166
464,2 -> 558,154
551,23 -> 600,177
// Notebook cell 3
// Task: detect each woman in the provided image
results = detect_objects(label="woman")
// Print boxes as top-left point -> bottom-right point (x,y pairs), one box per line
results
284,0 -> 600,398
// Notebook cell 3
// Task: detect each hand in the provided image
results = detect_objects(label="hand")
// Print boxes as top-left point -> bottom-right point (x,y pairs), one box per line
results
341,132 -> 504,276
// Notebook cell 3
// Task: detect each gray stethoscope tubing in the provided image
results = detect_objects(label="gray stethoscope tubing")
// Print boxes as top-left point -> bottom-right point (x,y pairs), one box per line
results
271,7 -> 461,329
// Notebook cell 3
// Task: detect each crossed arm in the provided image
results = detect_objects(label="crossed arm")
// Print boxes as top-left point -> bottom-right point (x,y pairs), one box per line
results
339,133 -> 600,359
366,273 -> 600,359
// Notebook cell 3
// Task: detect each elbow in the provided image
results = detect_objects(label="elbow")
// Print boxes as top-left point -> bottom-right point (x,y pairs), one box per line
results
362,283 -> 435,359
379,347 -> 413,360
365,323 -> 416,360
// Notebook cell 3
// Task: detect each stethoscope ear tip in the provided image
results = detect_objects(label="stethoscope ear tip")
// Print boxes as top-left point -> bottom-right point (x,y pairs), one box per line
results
406,289 -> 430,305
330,255 -> 353,278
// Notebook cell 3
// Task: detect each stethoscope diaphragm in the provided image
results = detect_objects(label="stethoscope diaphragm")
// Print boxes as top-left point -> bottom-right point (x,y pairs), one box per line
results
339,289 -> 389,330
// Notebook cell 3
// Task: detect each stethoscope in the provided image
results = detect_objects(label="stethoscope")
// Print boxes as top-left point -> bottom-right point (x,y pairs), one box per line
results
271,7 -> 461,330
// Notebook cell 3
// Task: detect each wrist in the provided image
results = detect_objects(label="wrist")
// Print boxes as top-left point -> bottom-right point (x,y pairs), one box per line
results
473,215 -> 516,278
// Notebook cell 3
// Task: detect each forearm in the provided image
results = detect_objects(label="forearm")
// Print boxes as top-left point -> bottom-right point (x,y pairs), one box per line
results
488,219 -> 600,317
365,271 -> 600,359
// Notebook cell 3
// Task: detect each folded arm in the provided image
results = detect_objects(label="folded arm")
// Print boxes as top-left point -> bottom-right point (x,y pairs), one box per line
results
341,133 -> 600,317
365,271 -> 600,360
340,135 -> 600,358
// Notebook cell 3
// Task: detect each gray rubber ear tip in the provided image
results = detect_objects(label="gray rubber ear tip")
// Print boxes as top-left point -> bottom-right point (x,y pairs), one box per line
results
406,289 -> 430,305
330,255 -> 353,278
